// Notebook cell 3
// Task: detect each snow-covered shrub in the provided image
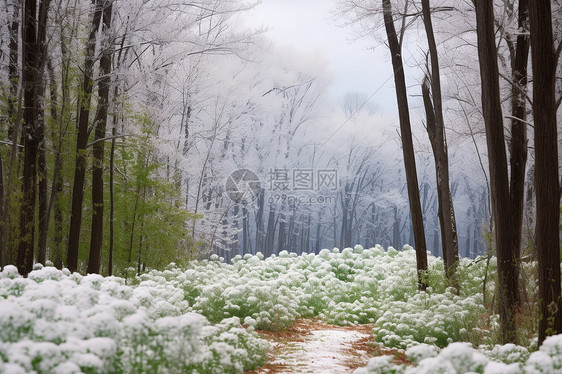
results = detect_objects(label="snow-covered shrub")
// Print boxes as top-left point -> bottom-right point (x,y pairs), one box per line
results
354,355 -> 405,374
0,265 -> 268,373
355,335 -> 562,374
524,334 -> 562,373
405,343 -> 439,364
487,343 -> 530,365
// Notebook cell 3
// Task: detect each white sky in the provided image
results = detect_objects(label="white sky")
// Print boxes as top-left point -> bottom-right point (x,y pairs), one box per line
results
242,0 -> 408,115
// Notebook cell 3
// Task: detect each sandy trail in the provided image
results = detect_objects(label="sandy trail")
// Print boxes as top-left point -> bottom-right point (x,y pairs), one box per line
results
247,319 -> 405,374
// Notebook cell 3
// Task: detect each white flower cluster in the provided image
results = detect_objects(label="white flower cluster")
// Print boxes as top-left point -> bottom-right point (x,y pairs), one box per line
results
153,245 -> 487,344
0,264 -> 268,373
355,335 -> 562,374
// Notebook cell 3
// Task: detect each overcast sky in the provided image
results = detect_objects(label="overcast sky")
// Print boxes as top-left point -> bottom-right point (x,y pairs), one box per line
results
242,0 -> 409,115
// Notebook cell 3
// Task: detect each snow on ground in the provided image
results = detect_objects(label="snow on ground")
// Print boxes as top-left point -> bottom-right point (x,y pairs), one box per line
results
249,318 -> 408,374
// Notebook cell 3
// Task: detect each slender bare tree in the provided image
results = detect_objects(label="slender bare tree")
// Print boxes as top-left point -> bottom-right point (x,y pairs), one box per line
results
382,0 -> 428,289
528,0 -> 561,346
420,0 -> 459,281
474,0 -> 518,343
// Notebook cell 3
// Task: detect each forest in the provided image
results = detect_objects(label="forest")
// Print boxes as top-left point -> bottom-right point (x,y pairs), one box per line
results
0,0 -> 561,372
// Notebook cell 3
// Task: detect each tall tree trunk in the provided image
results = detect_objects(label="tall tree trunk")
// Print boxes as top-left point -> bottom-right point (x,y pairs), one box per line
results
0,155 -> 4,265
392,205 -> 401,248
108,123 -> 116,275
7,1 -> 20,140
67,0 -> 103,273
475,0 -> 517,343
87,0 -> 113,274
315,216 -> 321,253
528,0 -> 561,346
107,32 -> 127,276
47,62 -> 64,269
265,207 -> 275,257
382,0 -> 428,289
37,117 -> 48,265
13,0 -> 49,276
255,188 -> 265,254
35,0 -> 52,265
421,0 -> 459,280
277,212 -> 286,252
508,0 -> 530,314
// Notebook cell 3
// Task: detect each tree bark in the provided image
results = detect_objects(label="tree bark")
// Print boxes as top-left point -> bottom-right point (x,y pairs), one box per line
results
474,0 -> 517,343
67,0 -> 103,273
47,62 -> 64,269
108,123 -> 116,275
35,0 -> 52,266
382,0 -> 428,289
421,0 -> 459,280
528,0 -> 561,346
255,188 -> 265,254
508,0 -> 530,314
87,0 -> 113,274
0,155 -> 4,265
7,1 -> 20,140
16,0 -> 43,276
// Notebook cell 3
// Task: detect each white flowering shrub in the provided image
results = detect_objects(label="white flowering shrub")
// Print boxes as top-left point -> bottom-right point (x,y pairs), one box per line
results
488,343 -> 530,365
0,265 -> 268,373
3,245 -> 557,373
135,245 -> 491,343
354,334 -> 562,374
405,343 -> 439,364
354,355 -> 406,374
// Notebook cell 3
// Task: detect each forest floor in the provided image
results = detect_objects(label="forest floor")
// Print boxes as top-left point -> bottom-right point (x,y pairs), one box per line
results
245,319 -> 410,373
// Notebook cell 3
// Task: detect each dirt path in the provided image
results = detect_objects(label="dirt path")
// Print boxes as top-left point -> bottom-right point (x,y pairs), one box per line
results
246,319 -> 408,374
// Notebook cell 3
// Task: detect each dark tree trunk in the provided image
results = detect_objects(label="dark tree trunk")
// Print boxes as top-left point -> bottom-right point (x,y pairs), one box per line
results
242,204 -> 249,253
255,189 -> 265,254
0,4 -> 18,259
7,1 -> 20,139
43,64 -> 65,269
277,212 -> 286,252
392,206 -> 401,248
1,2 -> 22,266
421,0 -> 459,280
67,0 -> 103,273
37,120 -> 47,265
508,0 -> 530,314
34,0 -> 52,266
265,207 -> 275,257
382,0 -> 428,289
108,123 -> 116,275
108,33 -> 127,276
0,156 -> 4,265
17,0 -> 42,276
475,0 -> 517,343
315,218 -> 321,253
88,1 -> 113,274
528,0 -> 561,346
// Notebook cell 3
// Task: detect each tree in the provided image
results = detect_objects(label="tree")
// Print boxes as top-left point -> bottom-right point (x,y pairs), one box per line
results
474,0 -> 518,343
0,0 -> 21,267
528,0 -> 561,346
382,0 -> 428,289
420,0 -> 459,281
505,0 -> 530,316
67,0 -> 104,273
87,0 -> 113,274
16,0 -> 51,276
